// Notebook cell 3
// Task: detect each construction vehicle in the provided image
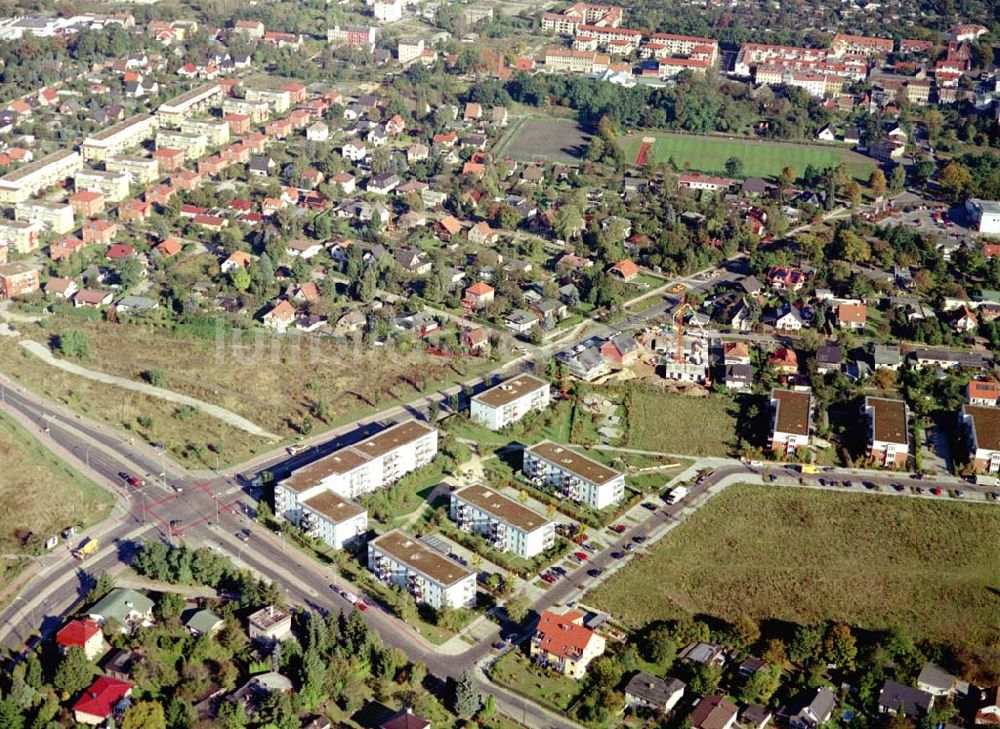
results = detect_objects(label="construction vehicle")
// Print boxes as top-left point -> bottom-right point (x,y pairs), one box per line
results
72,537 -> 99,560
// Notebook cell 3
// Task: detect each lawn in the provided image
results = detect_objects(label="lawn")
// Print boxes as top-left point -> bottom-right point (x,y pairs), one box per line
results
621,132 -> 876,181
587,485 -> 1000,643
489,650 -> 585,712
0,410 -> 114,591
625,390 -> 738,456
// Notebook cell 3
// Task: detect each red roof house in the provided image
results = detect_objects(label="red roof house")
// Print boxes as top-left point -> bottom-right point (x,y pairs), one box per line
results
56,619 -> 104,660
73,677 -> 132,725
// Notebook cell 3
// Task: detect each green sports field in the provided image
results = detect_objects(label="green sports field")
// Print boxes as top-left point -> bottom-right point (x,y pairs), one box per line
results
622,132 -> 875,181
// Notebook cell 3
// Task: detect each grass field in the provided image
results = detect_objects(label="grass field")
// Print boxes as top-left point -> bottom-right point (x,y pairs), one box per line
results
588,485 -> 1000,643
489,651 -> 584,712
621,133 -> 876,181
626,390 -> 738,456
505,118 -> 592,163
0,410 -> 114,591
1,318 -> 497,466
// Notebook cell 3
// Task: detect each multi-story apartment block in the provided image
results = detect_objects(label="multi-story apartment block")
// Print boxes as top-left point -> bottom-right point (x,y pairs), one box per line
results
368,530 -> 476,608
864,397 -> 909,468
642,33 -> 718,65
81,113 -> 158,161
470,374 -> 550,431
14,199 -> 74,234
156,83 -> 222,125
222,98 -> 271,124
450,483 -> 555,559
523,441 -> 625,510
0,218 -> 42,253
0,261 -> 41,298
541,3 -> 623,34
274,420 -> 438,520
74,169 -> 131,202
397,38 -> 425,64
831,33 -> 893,58
180,118 -> 230,146
574,24 -> 642,51
0,149 -> 83,204
155,131 -> 208,160
770,389 -> 812,457
105,156 -> 160,186
962,405 -> 1000,473
299,490 -> 368,549
734,43 -> 831,77
326,25 -> 377,51
544,48 -> 611,74
244,87 -> 291,114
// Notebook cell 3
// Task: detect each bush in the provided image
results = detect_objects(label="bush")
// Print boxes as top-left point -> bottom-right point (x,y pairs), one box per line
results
56,329 -> 90,359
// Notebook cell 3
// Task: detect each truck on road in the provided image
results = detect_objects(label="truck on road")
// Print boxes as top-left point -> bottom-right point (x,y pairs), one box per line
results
72,537 -> 99,560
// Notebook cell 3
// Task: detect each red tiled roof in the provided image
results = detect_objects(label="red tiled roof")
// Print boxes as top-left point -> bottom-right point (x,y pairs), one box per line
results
73,677 -> 131,720
534,609 -> 595,660
56,619 -> 100,648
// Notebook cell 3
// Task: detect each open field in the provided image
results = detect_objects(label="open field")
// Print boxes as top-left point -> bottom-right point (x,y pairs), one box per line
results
2,319 -> 497,464
620,133 -> 876,181
625,389 -> 738,456
0,410 -> 114,590
505,118 -> 592,164
588,485 -> 1000,643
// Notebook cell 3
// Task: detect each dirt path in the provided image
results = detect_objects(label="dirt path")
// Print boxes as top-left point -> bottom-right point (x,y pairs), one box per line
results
19,340 -> 280,440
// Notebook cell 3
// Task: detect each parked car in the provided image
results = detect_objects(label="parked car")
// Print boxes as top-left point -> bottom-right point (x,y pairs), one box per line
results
930,487 -> 943,496
357,601 -> 368,611
610,524 -> 627,533
574,551 -> 588,561
587,568 -> 603,578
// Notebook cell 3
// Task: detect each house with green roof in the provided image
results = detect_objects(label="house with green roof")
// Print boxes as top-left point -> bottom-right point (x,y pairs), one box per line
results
87,588 -> 154,633
185,608 -> 223,637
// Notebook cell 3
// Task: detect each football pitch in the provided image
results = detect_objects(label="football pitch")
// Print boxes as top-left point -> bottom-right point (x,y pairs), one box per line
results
622,132 -> 875,181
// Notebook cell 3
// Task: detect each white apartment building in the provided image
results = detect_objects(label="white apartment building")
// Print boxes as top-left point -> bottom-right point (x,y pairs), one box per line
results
299,490 -> 368,549
274,420 -> 438,521
0,149 -> 83,204
544,48 -> 610,75
450,483 -> 555,558
770,389 -> 812,457
374,0 -> 402,23
966,199 -> 1000,235
155,131 -> 208,159
74,169 -> 131,202
398,38 -> 425,64
105,156 -> 160,186
470,374 -> 550,431
0,218 -> 42,253
523,441 -> 625,510
156,83 -> 223,125
244,87 -> 291,114
14,199 -> 74,234
180,118 -> 231,147
81,113 -> 158,161
368,530 -> 476,608
222,98 -> 271,124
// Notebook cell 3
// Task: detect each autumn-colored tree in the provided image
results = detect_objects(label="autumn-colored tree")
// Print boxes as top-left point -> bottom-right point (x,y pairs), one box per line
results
869,168 -> 887,198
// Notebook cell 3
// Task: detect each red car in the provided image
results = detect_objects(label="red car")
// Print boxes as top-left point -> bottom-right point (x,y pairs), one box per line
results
357,601 -> 368,611
611,524 -> 627,533
930,487 -> 943,496
540,573 -> 556,584
120,472 -> 145,488
574,551 -> 588,561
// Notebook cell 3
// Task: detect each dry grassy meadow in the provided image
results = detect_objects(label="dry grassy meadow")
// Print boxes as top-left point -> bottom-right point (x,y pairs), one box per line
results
588,485 -> 1000,643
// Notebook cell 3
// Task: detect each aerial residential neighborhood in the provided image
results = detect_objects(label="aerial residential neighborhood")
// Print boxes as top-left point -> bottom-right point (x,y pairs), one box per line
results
0,0 -> 997,727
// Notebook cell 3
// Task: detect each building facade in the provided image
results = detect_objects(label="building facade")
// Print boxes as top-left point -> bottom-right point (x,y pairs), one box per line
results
523,441 -> 624,510
470,374 -> 550,431
450,483 -> 555,558
770,389 -> 812,457
275,420 -> 438,520
81,113 -> 158,161
368,530 -> 476,608
864,397 -> 909,467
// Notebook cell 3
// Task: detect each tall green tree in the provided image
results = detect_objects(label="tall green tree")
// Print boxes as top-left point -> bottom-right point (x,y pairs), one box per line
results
53,646 -> 94,695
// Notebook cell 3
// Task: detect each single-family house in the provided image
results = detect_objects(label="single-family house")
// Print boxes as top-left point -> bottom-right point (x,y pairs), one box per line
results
625,673 -> 685,714
690,696 -> 738,729
786,688 -> 836,729
600,333 -> 640,365
530,609 -> 606,679
56,619 -> 105,660
73,677 -> 132,726
88,588 -> 154,632
836,302 -> 867,329
877,680 -> 934,718
262,300 -> 296,331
